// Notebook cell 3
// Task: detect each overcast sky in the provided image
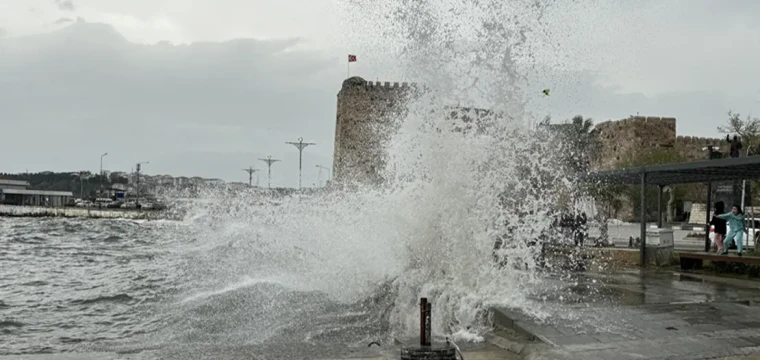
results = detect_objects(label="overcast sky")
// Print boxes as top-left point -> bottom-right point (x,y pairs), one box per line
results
0,0 -> 758,186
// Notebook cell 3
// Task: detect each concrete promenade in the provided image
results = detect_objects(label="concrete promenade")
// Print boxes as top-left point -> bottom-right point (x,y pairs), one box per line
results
493,269 -> 760,359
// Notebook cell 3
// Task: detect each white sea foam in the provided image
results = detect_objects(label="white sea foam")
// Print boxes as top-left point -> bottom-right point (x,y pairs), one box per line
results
171,0 -> 589,346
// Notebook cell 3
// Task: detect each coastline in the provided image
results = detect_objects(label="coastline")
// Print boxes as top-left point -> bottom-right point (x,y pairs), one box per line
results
0,204 -> 173,220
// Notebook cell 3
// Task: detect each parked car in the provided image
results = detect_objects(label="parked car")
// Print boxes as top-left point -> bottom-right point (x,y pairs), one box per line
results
121,201 -> 137,209
106,201 -> 123,208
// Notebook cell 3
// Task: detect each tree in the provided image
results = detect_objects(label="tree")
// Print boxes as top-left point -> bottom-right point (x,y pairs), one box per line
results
718,111 -> 760,155
550,115 -> 597,174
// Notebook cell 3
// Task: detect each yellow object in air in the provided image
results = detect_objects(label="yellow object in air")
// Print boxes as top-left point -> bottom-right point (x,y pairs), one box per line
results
542,89 -> 550,96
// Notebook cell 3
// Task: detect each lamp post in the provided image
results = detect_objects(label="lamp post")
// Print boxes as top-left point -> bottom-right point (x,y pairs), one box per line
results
286,137 -> 316,189
135,161 -> 149,207
242,167 -> 259,187
100,152 -> 108,196
316,165 -> 331,187
258,156 -> 280,189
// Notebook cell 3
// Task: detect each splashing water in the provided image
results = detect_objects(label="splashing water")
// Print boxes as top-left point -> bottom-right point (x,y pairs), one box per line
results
154,0 -> 597,354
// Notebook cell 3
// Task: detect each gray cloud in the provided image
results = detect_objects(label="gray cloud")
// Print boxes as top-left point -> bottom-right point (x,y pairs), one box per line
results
0,29 -> 6,38
54,0 -> 75,11
53,17 -> 73,25
0,22 -> 340,185
1,17 -> 755,185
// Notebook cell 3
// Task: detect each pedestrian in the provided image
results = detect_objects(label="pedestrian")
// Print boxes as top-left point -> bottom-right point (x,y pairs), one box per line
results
574,212 -> 587,247
719,204 -> 746,256
727,135 -> 743,158
710,201 -> 727,254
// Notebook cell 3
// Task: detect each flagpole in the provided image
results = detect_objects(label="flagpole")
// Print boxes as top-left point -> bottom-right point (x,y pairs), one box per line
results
347,60 -> 349,78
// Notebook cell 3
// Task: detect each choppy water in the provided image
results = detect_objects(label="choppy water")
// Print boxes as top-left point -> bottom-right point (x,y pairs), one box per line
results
0,217 -> 403,359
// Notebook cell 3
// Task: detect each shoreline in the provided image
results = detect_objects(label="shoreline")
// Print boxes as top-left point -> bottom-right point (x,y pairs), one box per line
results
0,204 -> 174,220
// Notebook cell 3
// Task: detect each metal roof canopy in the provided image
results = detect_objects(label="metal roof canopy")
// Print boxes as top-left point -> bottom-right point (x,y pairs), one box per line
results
584,155 -> 760,267
586,156 -> 760,186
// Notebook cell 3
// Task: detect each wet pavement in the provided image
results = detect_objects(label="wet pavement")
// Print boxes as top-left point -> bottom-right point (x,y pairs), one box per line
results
495,269 -> 760,359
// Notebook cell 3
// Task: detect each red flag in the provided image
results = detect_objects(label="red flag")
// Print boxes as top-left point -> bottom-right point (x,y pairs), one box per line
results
348,54 -> 357,62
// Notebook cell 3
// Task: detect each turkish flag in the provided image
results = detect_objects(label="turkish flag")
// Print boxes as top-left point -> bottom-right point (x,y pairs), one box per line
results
348,54 -> 357,62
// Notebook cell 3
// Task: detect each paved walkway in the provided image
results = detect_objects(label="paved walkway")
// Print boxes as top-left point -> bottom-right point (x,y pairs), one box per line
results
495,270 -> 760,359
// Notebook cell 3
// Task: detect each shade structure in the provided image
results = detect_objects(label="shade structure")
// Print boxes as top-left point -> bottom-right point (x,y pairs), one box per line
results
585,156 -> 760,186
584,155 -> 760,266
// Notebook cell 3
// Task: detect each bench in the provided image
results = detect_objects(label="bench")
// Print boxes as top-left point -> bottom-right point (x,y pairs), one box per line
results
679,251 -> 760,270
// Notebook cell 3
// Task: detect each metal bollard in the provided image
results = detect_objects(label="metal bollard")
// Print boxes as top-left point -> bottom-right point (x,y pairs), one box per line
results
420,297 -> 427,346
424,302 -> 431,346
402,298 -> 457,360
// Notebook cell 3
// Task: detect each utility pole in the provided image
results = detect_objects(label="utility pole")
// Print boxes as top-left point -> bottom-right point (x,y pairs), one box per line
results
242,167 -> 259,187
286,137 -> 316,189
316,165 -> 331,187
100,152 -> 108,196
258,156 -> 280,189
135,161 -> 149,206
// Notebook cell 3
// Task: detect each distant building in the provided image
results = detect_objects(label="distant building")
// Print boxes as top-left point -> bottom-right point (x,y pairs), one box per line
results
0,179 -> 73,207
0,179 -> 30,190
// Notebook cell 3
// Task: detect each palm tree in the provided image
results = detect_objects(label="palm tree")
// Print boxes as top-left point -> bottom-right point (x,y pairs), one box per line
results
561,115 -> 595,173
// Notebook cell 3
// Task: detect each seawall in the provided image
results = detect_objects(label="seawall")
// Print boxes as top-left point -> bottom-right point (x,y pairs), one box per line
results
0,205 -> 171,220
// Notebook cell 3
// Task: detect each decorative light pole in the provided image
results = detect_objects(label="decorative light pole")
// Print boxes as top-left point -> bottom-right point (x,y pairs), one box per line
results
242,167 -> 259,187
135,161 -> 149,206
285,137 -> 316,189
258,156 -> 280,189
100,152 -> 108,196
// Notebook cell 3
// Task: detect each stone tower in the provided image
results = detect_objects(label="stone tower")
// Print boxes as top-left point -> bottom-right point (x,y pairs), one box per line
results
332,77 -> 414,185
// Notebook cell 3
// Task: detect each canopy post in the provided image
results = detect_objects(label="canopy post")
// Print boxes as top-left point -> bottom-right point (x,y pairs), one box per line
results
640,169 -> 647,266
704,182 -> 712,252
657,185 -> 663,229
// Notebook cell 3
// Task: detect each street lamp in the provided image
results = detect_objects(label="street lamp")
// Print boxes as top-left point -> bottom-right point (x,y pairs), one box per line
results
242,167 -> 260,187
258,156 -> 280,189
100,152 -> 108,196
286,137 -> 315,189
316,165 -> 331,187
135,161 -> 149,206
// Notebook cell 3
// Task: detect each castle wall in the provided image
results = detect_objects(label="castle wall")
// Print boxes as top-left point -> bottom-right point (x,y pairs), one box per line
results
675,136 -> 723,162
592,116 -> 676,170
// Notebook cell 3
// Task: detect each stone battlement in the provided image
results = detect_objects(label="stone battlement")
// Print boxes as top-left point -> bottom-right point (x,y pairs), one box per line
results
676,135 -> 722,146
675,135 -> 723,162
595,116 -> 676,133
341,76 -> 417,91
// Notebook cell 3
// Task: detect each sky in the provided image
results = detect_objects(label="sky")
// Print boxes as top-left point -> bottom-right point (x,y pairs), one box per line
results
0,0 -> 759,187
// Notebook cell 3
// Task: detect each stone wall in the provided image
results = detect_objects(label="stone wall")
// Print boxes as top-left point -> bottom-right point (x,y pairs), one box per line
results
592,116 -> 677,170
675,136 -> 723,162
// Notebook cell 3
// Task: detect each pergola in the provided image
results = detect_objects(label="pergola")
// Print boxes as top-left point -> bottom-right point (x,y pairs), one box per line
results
585,156 -> 760,266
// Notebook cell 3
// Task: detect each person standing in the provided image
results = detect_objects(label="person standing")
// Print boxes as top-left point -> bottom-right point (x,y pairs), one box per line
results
727,135 -> 743,158
719,204 -> 746,256
710,202 -> 727,254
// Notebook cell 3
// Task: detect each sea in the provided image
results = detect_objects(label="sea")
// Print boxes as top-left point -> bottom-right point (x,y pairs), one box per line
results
0,216 -> 399,359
